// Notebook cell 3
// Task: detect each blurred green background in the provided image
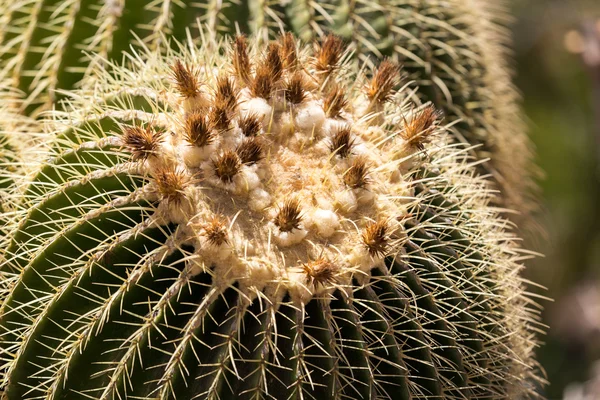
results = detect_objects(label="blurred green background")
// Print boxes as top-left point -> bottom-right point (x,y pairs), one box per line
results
511,0 -> 600,398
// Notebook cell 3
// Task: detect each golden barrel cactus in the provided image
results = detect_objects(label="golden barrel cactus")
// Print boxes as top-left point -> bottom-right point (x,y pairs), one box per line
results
0,33 -> 543,399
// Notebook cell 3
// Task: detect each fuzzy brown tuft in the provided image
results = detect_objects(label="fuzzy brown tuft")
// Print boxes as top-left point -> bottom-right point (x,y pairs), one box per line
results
250,64 -> 275,99
343,157 -> 370,189
202,215 -> 229,246
171,59 -> 201,99
236,137 -> 264,165
233,35 -> 252,86
362,220 -> 390,257
238,113 -> 262,137
329,125 -> 354,158
366,60 -> 400,104
209,104 -> 232,131
209,75 -> 238,130
122,125 -> 165,161
184,111 -> 214,147
323,84 -> 348,118
265,42 -> 284,83
274,198 -> 303,232
213,151 -> 242,183
280,32 -> 298,71
284,71 -> 307,105
314,34 -> 344,75
214,75 -> 238,112
401,105 -> 443,151
302,258 -> 339,289
153,167 -> 189,204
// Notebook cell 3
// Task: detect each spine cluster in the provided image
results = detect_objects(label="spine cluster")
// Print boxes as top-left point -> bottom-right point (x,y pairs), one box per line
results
120,33 -> 437,301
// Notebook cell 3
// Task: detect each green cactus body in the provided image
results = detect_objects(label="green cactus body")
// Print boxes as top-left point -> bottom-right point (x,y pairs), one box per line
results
0,33 -> 541,399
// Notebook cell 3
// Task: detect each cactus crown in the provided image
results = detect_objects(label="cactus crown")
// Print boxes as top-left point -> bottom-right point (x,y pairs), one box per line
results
0,32 -> 542,399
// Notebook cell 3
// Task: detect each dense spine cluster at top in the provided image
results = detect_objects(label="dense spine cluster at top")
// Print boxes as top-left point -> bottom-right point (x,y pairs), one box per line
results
0,32 -> 543,399
0,0 -> 537,222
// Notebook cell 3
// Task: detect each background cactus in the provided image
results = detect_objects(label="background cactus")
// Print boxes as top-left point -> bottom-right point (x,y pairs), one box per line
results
0,32 -> 542,399
0,0 -> 537,220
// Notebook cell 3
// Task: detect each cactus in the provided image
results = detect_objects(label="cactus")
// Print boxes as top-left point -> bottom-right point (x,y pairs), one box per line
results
0,32 -> 542,399
0,0 -> 536,217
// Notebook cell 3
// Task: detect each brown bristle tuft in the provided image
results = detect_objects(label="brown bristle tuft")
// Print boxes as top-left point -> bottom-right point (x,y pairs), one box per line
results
233,35 -> 252,86
184,111 -> 214,147
362,220 -> 390,257
265,42 -> 284,83
401,105 -> 443,151
171,59 -> 201,98
284,71 -> 307,104
122,125 -> 165,161
209,104 -> 232,131
329,125 -> 355,158
153,167 -> 189,204
213,151 -> 242,183
250,63 -> 275,99
214,75 -> 238,112
323,84 -> 348,118
314,34 -> 344,75
280,32 -> 298,70
238,113 -> 262,137
236,137 -> 264,165
366,60 -> 400,104
302,258 -> 339,289
210,75 -> 237,131
274,198 -> 303,232
203,215 -> 229,246
343,157 -> 370,189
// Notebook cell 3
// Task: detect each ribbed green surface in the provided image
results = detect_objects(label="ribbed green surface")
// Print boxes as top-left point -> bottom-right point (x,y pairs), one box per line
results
0,0 -> 207,114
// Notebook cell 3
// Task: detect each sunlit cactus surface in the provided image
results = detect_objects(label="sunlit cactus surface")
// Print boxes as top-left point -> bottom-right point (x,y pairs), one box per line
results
0,33 -> 543,399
